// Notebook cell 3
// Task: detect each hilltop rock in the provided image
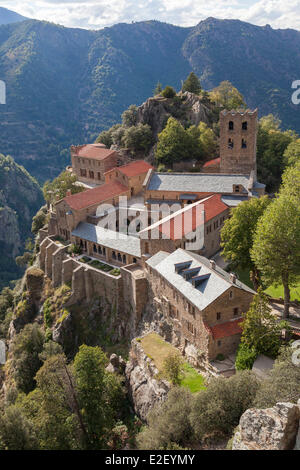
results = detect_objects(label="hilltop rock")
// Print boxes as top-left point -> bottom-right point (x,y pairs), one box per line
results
136,92 -> 215,141
232,401 -> 300,450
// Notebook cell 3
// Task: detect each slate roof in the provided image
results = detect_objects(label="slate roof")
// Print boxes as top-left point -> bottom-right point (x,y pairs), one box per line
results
72,222 -> 141,258
146,248 -> 255,311
147,172 -> 253,194
221,195 -> 249,207
62,181 -> 128,211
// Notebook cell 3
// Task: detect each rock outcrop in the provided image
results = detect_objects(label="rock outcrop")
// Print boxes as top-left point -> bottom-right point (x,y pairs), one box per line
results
0,154 -> 43,288
232,401 -> 300,450
125,338 -> 170,421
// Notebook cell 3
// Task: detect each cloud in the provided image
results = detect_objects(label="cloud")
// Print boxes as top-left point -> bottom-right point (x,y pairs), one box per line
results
1,0 -> 300,30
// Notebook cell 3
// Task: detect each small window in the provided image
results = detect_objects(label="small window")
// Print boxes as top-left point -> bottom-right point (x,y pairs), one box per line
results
229,121 -> 234,130
229,290 -> 234,300
233,307 -> 239,316
234,185 -> 240,193
228,138 -> 234,149
217,340 -> 222,347
242,121 -> 248,130
217,312 -> 221,321
241,139 -> 247,148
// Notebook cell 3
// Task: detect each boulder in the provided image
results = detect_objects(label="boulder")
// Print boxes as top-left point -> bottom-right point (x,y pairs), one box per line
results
233,402 -> 300,450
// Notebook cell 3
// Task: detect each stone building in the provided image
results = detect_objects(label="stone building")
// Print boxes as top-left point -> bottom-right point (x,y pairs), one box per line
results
143,170 -> 265,209
55,181 -> 130,239
139,194 -> 230,259
105,160 -> 153,196
146,248 -> 255,361
71,144 -> 119,185
219,109 -> 258,175
71,222 -> 141,266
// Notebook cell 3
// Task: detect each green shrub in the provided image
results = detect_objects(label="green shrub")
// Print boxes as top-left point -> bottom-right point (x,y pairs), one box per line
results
43,299 -> 53,328
235,343 -> 258,370
190,370 -> 259,440
162,353 -> 184,386
137,387 -> 194,449
161,86 -> 176,99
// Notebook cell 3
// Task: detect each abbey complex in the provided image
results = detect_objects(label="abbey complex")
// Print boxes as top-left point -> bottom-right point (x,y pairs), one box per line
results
36,108 -> 273,373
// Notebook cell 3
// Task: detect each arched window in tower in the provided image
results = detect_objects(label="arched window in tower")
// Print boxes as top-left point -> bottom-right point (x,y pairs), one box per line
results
229,121 -> 234,130
228,138 -> 234,149
242,121 -> 248,130
242,139 -> 247,148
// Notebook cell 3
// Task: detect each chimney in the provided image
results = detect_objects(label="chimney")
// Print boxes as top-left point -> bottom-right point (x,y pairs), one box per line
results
209,260 -> 216,270
230,273 -> 237,284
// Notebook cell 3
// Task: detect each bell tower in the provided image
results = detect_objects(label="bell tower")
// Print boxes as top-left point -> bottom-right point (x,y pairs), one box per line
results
219,109 -> 258,177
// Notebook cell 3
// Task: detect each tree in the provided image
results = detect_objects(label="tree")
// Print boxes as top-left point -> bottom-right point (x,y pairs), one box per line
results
235,343 -> 258,371
221,196 -> 271,290
190,371 -> 258,440
209,80 -> 245,110
96,124 -> 122,148
161,86 -> 176,99
162,353 -> 184,385
123,124 -> 153,152
283,139 -> 300,168
73,345 -> 124,449
153,81 -> 163,96
28,354 -> 83,450
43,170 -> 84,205
11,323 -> 45,393
251,195 -> 300,318
240,289 -> 289,358
31,207 -> 48,234
197,121 -> 218,159
156,117 -> 198,165
0,405 -> 38,450
122,105 -> 138,127
137,387 -> 193,450
257,118 -> 295,192
279,159 -> 300,201
182,72 -> 201,95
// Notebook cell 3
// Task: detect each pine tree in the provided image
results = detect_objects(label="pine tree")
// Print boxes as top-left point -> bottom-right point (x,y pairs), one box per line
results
182,72 -> 201,95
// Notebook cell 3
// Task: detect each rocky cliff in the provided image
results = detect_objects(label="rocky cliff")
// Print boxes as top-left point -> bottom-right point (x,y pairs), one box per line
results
125,338 -> 170,421
232,401 -> 300,450
0,154 -> 43,288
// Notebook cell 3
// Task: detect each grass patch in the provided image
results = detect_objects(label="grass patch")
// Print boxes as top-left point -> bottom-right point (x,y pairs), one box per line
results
181,363 -> 206,393
140,333 -> 205,393
234,268 -> 300,302
265,280 -> 300,302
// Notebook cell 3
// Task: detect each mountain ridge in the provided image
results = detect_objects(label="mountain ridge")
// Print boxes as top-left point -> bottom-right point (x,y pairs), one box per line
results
0,17 -> 299,181
0,7 -> 28,25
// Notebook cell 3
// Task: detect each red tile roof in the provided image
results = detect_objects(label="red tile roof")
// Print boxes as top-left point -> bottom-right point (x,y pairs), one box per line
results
159,194 -> 229,240
210,319 -> 243,340
73,144 -> 117,161
203,157 -> 220,168
118,160 -> 153,178
62,181 -> 128,210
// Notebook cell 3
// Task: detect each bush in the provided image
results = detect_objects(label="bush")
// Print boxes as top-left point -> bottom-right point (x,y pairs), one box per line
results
161,86 -> 176,99
162,353 -> 184,385
67,244 -> 82,255
254,346 -> 300,408
122,105 -> 138,127
11,324 -> 45,393
137,387 -> 194,449
123,124 -> 152,152
235,343 -> 258,370
190,371 -> 259,440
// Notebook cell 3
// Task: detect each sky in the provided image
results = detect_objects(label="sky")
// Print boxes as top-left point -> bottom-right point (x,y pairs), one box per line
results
1,0 -> 300,31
